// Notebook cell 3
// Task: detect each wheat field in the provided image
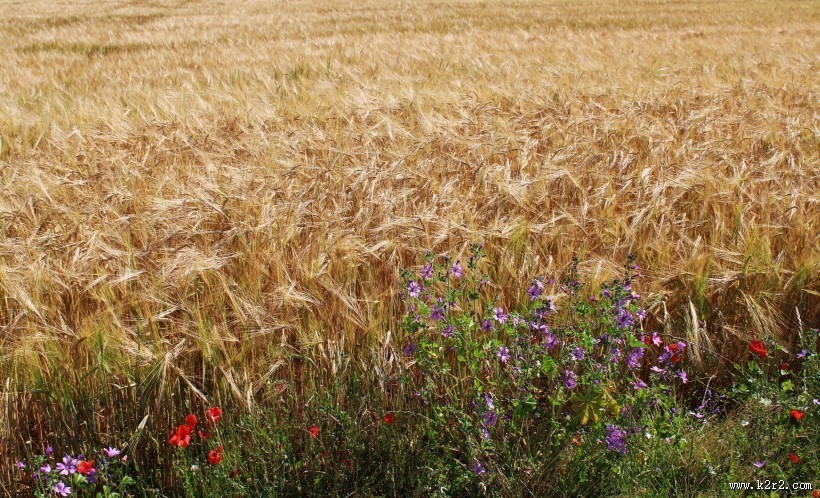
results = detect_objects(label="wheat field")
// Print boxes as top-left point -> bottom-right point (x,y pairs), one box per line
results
0,0 -> 818,490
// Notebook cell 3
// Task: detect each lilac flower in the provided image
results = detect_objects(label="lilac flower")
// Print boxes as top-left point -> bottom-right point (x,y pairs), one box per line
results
497,346 -> 510,363
615,309 -> 634,329
605,425 -> 628,454
626,348 -> 644,370
676,370 -> 688,384
403,342 -> 416,356
471,461 -> 486,475
753,461 -> 766,468
406,281 -> 422,299
651,332 -> 663,346
813,399 -> 819,406
420,264 -> 433,279
39,464 -> 51,474
450,262 -> 463,279
493,308 -> 508,324
484,393 -> 495,411
56,456 -> 77,476
481,319 -> 493,332
53,482 -> 72,497
796,349 -> 809,359
571,347 -> 585,361
602,289 -> 611,298
430,305 -> 445,321
102,447 -> 121,458
45,446 -> 53,457
650,366 -> 664,374
483,411 -> 498,428
442,324 -> 455,338
632,379 -> 647,390
16,461 -> 24,469
481,426 -> 490,440
636,308 -> 647,321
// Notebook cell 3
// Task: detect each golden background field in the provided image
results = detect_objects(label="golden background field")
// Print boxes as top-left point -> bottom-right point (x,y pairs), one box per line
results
0,0 -> 817,440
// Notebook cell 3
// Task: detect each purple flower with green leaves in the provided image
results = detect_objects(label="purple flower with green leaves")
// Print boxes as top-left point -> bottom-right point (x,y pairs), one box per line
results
53,482 -> 72,497
56,456 -> 77,475
442,324 -> 454,338
615,309 -> 634,329
102,447 -> 121,458
626,348 -> 644,370
497,346 -> 510,363
571,347 -> 585,361
605,425 -> 628,454
676,370 -> 688,384
420,264 -> 433,279
562,370 -> 578,390
407,281 -> 422,298
39,463 -> 51,474
493,308 -> 508,324
481,319 -> 493,332
450,262 -> 463,278
632,379 -> 647,390
403,342 -> 416,356
527,279 -> 544,300
430,305 -> 445,321
471,461 -> 486,475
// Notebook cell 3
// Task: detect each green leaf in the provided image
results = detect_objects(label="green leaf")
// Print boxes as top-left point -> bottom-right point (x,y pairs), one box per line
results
781,380 -> 794,392
627,335 -> 648,349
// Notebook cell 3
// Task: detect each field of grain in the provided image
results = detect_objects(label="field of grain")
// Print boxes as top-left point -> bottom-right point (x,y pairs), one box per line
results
1,0 -> 818,494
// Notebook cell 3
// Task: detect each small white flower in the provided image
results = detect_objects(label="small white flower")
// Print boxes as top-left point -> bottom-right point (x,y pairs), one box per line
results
740,420 -> 749,427
190,465 -> 199,472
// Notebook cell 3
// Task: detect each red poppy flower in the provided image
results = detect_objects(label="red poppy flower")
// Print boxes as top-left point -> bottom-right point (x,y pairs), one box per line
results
169,424 -> 192,447
383,413 -> 395,424
750,340 -> 767,359
666,343 -> 683,363
812,490 -> 818,498
788,453 -> 799,463
229,468 -> 242,478
789,410 -> 804,421
206,406 -> 222,424
780,363 -> 788,371
77,460 -> 94,475
308,425 -> 319,438
341,458 -> 352,467
197,430 -> 211,440
186,414 -> 197,428
207,446 -> 223,465
641,335 -> 652,346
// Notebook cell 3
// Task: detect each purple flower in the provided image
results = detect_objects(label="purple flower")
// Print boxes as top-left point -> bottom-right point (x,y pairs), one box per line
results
626,348 -> 644,370
53,482 -> 72,497
676,370 -> 688,384
403,342 -> 416,356
484,393 -> 495,411
442,324 -> 455,338
615,309 -> 634,329
753,461 -> 766,468
497,346 -> 510,363
650,366 -> 664,374
102,447 -> 121,458
813,399 -> 819,406
651,332 -> 663,346
483,411 -> 498,428
571,347 -> 585,361
527,280 -> 544,300
493,308 -> 508,324
430,305 -> 445,321
602,289 -> 611,298
450,262 -> 463,279
56,456 -> 77,476
543,332 -> 558,351
632,379 -> 647,390
471,461 -> 486,475
39,464 -> 51,474
796,349 -> 809,359
16,461 -> 24,469
605,425 -> 628,455
406,281 -> 422,298
481,319 -> 493,332
562,370 -> 578,390
420,264 -> 433,279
